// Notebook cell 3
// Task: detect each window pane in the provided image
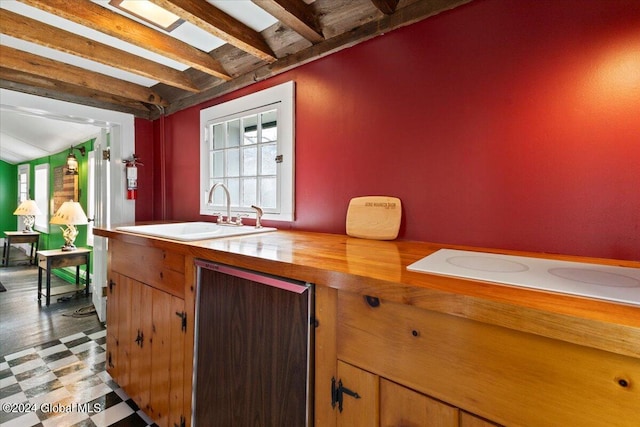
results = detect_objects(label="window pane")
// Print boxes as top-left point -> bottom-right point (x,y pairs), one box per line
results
261,177 -> 277,209
261,110 -> 277,142
19,174 -> 28,200
213,123 -> 225,149
260,144 -> 277,175
241,178 -> 257,207
18,166 -> 28,197
227,148 -> 239,177
243,146 -> 257,176
227,178 -> 240,207
242,115 -> 258,145
227,119 -> 240,147
211,151 -> 224,178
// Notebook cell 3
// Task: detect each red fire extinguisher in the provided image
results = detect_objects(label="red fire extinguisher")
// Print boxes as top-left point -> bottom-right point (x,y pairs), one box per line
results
123,155 -> 143,200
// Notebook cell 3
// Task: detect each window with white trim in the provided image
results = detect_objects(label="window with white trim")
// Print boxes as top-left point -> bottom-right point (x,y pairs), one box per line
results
17,164 -> 29,231
200,81 -> 295,221
17,164 -> 29,203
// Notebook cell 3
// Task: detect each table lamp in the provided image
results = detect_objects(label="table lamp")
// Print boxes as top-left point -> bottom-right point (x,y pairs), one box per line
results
13,199 -> 43,232
50,200 -> 88,251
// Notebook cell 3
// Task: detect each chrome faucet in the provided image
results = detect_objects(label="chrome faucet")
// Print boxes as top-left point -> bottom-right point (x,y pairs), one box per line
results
208,183 -> 263,227
251,205 -> 263,229
207,182 -> 231,224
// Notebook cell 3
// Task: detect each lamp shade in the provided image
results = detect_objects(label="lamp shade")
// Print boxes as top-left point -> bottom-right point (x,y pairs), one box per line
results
50,200 -> 88,225
13,199 -> 43,216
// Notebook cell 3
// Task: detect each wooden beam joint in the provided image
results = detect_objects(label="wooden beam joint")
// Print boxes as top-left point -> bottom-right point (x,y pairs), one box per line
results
371,0 -> 400,15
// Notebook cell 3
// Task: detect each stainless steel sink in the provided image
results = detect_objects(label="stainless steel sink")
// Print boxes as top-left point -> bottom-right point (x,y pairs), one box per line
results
116,222 -> 276,241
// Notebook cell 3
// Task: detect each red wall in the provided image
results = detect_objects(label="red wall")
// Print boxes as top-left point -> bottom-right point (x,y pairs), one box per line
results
136,0 -> 640,261
134,118 -> 154,220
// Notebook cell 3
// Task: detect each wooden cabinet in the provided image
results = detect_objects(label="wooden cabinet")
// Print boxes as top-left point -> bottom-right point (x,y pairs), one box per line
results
95,229 -> 639,427
334,289 -> 639,427
106,271 -> 130,390
334,360 -> 459,427
126,277 -> 151,413
335,361 -> 379,427
459,412 -> 500,427
106,240 -> 189,427
381,378 -> 458,427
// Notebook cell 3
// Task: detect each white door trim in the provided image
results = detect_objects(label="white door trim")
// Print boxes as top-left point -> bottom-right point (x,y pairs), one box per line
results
2,90 -> 136,322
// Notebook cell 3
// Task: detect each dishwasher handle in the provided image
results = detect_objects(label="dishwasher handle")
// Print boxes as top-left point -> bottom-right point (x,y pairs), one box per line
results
195,260 -> 310,294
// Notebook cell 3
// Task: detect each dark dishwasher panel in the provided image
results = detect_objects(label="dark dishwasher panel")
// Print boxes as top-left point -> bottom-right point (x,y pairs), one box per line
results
193,260 -> 314,427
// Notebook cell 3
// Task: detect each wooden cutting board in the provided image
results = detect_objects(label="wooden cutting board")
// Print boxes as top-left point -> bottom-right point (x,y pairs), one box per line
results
346,196 -> 402,240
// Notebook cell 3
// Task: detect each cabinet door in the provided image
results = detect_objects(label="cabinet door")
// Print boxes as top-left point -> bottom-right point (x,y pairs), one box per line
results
106,273 -> 132,390
169,296 -> 185,427
148,287 -> 172,427
380,378 -> 458,427
107,274 -> 186,427
129,279 -> 152,411
105,273 -> 119,380
336,361 -> 379,427
460,412 -> 501,427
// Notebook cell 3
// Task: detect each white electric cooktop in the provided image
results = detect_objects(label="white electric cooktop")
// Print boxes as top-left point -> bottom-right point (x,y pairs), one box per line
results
407,249 -> 640,306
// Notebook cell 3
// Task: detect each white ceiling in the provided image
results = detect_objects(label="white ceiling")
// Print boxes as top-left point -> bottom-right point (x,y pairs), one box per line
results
0,105 -> 103,164
0,0 -> 278,164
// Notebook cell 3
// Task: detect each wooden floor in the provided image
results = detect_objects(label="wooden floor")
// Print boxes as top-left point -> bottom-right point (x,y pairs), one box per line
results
0,245 -> 102,356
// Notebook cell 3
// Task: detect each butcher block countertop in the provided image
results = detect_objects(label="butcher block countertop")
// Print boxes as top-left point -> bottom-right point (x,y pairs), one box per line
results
94,226 -> 640,358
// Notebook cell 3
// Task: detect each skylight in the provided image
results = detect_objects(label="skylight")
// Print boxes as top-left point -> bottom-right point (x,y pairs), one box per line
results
109,0 -> 184,32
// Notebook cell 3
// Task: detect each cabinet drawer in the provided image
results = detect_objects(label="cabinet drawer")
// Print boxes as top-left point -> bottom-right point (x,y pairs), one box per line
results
337,290 -> 640,427
111,240 -> 184,298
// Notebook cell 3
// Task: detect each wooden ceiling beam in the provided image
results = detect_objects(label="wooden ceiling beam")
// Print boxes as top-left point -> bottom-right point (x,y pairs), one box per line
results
4,0 -> 473,118
252,0 -> 324,43
0,9 -> 200,93
167,0 -> 473,116
0,68 -> 152,115
18,0 -> 231,81
370,0 -> 400,15
1,46 -> 169,106
150,0 -> 277,62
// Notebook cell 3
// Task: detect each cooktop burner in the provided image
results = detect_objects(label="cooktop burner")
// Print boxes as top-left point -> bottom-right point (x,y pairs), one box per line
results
446,255 -> 529,273
407,249 -> 640,306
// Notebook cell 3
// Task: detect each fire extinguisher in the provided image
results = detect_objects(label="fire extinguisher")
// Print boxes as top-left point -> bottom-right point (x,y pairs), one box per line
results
123,154 -> 143,200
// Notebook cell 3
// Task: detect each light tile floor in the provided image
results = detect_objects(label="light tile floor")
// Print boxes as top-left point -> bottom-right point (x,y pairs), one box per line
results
0,326 -> 156,427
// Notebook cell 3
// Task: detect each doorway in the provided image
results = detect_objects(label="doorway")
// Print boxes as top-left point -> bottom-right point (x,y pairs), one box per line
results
1,89 -> 136,321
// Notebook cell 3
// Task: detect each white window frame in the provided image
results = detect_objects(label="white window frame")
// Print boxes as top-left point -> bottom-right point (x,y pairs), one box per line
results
34,164 -> 49,233
200,81 -> 295,222
17,164 -> 29,231
17,164 -> 29,203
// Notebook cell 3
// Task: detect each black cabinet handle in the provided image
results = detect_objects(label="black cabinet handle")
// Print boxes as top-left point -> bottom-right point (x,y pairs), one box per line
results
176,311 -> 187,332
331,377 -> 361,413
